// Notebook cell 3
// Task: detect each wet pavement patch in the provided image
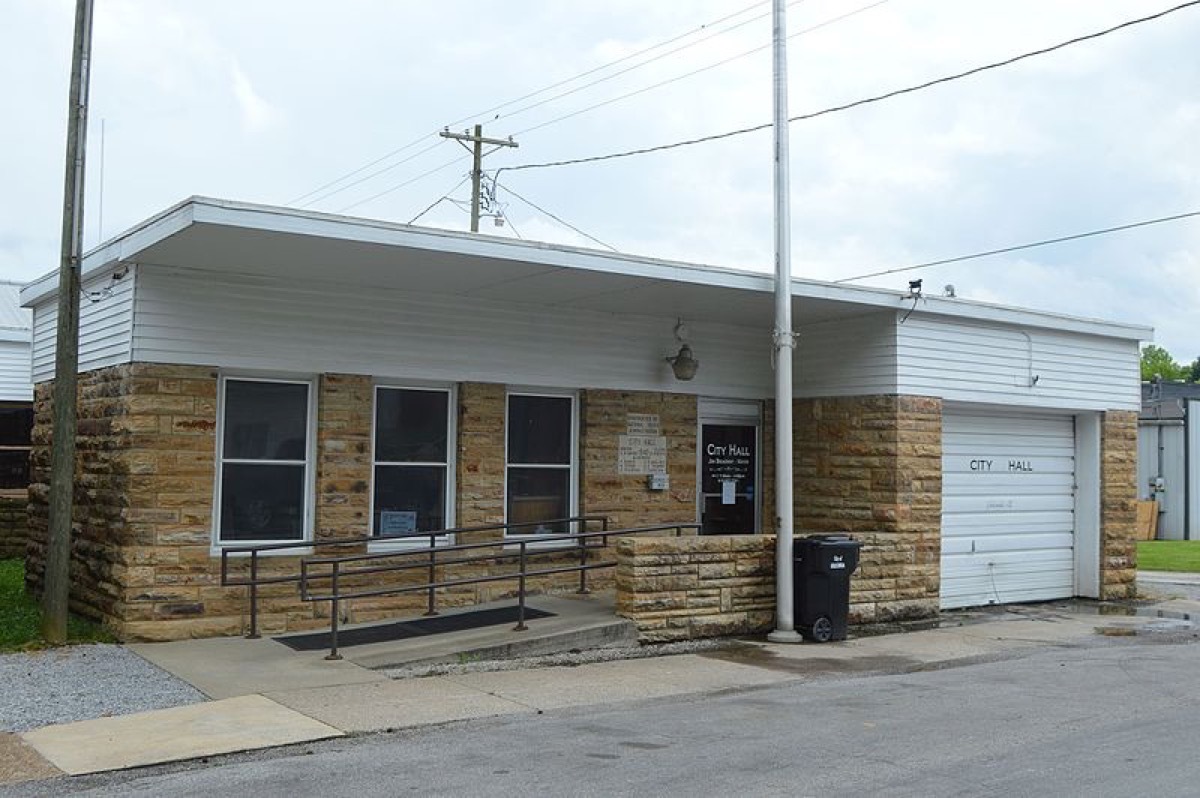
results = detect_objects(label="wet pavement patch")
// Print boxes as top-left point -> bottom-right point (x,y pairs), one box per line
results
699,644 -> 920,677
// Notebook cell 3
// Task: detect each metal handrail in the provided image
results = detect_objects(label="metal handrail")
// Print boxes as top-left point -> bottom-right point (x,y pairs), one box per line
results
300,523 -> 700,660
219,515 -> 609,638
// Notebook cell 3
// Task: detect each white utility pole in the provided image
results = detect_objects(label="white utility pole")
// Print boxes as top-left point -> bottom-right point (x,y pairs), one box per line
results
439,125 -> 518,232
767,0 -> 802,644
44,0 -> 95,643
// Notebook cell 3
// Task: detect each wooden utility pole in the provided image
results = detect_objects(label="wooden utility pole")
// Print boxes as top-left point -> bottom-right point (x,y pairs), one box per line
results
439,125 -> 518,232
44,0 -> 95,643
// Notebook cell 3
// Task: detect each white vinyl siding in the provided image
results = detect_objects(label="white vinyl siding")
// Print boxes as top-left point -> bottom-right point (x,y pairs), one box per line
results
794,313 -> 898,397
941,409 -> 1076,609
897,315 -> 1140,411
30,266 -> 136,383
0,341 -> 31,401
131,266 -> 773,400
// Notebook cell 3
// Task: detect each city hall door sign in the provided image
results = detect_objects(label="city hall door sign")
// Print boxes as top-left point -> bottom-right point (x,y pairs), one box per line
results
699,423 -> 758,534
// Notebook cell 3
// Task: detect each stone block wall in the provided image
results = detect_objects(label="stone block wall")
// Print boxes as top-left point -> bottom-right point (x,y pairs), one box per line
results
0,495 -> 27,559
28,372 -> 707,641
579,389 -> 697,530
1100,410 -> 1138,599
793,395 -> 942,623
616,534 -> 774,641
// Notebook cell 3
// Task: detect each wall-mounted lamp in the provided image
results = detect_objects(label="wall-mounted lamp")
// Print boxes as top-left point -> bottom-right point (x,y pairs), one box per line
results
666,319 -> 699,381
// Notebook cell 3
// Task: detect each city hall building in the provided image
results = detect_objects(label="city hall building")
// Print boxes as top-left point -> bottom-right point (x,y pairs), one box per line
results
20,197 -> 1147,641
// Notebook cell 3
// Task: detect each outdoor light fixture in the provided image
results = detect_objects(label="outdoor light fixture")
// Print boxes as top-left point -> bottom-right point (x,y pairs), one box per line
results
666,319 -> 699,381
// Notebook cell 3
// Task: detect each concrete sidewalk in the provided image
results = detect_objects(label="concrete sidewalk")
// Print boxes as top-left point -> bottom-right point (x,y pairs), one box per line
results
7,589 -> 1198,784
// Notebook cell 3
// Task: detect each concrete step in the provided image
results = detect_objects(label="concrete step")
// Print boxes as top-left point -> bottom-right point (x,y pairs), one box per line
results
342,593 -> 636,670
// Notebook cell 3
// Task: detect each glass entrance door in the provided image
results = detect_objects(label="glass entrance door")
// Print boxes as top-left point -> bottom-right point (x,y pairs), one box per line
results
699,423 -> 758,534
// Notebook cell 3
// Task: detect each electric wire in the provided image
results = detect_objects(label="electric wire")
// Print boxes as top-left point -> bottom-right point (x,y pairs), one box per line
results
835,210 -> 1200,283
444,0 -> 774,131
513,0 -> 892,138
503,0 -> 1200,174
335,156 -> 463,214
494,181 -> 619,252
489,0 -> 809,130
406,175 -> 472,225
287,0 -> 777,208
297,139 -> 448,209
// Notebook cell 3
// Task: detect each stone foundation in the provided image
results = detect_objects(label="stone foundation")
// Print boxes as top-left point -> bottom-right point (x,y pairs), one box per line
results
616,534 -> 775,641
0,495 -> 27,559
793,395 -> 942,623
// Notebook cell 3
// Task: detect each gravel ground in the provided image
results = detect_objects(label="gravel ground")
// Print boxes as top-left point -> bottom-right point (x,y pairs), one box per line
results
0,645 -> 206,733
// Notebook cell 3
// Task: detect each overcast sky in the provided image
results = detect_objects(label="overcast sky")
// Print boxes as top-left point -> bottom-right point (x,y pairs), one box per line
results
3,0 -> 1197,357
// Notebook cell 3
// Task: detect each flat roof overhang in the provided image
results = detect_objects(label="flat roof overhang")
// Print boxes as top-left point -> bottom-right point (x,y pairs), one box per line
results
21,196 -> 1153,341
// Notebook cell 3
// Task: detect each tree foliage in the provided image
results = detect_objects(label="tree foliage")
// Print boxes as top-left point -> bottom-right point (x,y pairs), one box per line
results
1141,344 -> 1191,381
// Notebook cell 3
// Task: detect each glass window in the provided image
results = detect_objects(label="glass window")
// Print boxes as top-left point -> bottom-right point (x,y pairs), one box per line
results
372,387 -> 452,537
217,379 -> 311,543
0,405 -> 32,491
506,393 -> 574,535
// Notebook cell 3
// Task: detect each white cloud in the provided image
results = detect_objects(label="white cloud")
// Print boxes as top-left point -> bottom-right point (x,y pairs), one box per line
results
2,0 -> 1198,358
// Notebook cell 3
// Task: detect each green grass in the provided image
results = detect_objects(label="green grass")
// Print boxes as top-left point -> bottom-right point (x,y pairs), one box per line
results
0,558 -> 114,651
1137,541 -> 1200,573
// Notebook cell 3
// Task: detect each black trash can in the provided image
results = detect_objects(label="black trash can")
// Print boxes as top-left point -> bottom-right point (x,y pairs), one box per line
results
794,534 -> 861,642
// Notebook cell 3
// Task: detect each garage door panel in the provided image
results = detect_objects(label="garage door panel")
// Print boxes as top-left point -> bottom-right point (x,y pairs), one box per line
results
942,494 -> 1075,515
943,456 -> 1074,475
942,531 -> 1074,555
944,473 -> 1074,489
941,408 -> 1075,610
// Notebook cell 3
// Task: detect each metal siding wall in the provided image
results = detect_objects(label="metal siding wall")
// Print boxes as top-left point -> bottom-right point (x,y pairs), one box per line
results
1190,401 -> 1200,540
30,266 -> 136,383
0,340 -> 31,401
897,315 -> 1140,411
1160,425 -> 1187,540
132,266 -> 785,398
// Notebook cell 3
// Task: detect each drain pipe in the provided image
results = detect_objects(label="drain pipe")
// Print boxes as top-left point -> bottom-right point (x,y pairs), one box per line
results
767,0 -> 802,644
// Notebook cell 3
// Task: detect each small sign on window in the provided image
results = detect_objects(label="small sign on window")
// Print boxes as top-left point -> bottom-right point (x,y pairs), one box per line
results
380,510 -> 418,535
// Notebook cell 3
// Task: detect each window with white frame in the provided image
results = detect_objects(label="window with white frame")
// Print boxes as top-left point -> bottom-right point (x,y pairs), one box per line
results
505,392 -> 576,535
372,386 -> 453,538
216,378 -> 312,543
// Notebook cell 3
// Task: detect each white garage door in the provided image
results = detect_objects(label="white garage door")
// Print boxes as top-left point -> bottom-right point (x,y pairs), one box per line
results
941,409 -> 1075,609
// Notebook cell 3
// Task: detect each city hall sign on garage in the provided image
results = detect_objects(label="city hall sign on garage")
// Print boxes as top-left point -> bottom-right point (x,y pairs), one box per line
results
18,197 -> 1147,641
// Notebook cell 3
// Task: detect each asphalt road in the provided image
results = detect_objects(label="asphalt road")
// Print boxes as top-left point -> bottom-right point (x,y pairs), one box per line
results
19,631 -> 1200,797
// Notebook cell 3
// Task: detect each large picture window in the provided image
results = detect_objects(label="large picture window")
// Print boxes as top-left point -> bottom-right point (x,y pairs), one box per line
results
0,404 -> 32,493
506,392 -> 576,536
372,386 -> 453,538
216,378 -> 312,543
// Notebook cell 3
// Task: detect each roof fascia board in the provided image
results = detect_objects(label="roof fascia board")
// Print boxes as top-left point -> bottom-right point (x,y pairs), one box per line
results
187,199 -> 1155,342
187,198 -> 778,295
20,199 -> 197,307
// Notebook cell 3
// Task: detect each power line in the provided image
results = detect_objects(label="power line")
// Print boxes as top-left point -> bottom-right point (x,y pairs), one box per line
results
503,0 -> 1200,174
495,181 -> 619,252
297,139 -> 448,209
445,0 -> 773,131
491,1 -> 808,130
513,0 -> 891,138
336,156 -> 463,214
287,1 -> 777,208
836,210 -> 1200,283
406,175 -> 472,225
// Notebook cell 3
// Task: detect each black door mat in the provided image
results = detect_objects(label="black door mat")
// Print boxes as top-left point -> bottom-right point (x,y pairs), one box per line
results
275,605 -> 556,651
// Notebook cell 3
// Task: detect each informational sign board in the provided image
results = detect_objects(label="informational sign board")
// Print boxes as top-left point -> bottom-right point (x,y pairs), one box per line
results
618,413 -> 667,475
